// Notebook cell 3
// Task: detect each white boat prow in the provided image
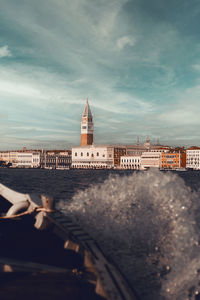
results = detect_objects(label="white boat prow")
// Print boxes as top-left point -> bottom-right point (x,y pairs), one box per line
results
0,183 -> 30,204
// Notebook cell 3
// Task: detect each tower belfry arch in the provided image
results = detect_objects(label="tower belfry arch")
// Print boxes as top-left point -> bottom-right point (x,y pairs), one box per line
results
81,99 -> 94,146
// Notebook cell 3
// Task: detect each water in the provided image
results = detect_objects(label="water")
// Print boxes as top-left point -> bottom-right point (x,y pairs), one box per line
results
1,168 -> 200,300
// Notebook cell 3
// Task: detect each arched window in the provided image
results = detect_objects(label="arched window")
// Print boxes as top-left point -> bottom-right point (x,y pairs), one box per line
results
75,152 -> 77,156
81,152 -> 83,156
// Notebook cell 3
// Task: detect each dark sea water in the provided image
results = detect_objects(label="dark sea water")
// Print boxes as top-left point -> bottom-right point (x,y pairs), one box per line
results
1,168 -> 200,300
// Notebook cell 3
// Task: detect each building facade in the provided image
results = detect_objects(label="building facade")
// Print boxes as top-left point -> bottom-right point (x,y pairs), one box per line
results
81,99 -> 94,146
120,155 -> 141,169
141,152 -> 161,169
0,152 -> 18,164
161,150 -> 186,169
161,152 -> 181,169
0,151 -> 40,168
40,151 -> 71,169
14,152 -> 40,168
72,145 -> 114,168
186,147 -> 200,170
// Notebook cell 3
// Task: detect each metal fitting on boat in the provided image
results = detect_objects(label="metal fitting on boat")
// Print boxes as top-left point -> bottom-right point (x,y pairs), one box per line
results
34,195 -> 55,230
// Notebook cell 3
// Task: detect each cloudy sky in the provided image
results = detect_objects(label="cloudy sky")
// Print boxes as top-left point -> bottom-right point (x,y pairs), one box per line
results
0,0 -> 200,149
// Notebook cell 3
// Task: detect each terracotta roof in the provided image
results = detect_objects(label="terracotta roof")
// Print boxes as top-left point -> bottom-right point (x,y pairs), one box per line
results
187,146 -> 200,150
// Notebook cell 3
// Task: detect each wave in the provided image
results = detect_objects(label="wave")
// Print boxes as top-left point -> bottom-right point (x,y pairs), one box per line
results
57,169 -> 200,300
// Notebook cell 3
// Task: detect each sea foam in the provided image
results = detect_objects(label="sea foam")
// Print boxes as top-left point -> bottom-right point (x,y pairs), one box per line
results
57,169 -> 200,300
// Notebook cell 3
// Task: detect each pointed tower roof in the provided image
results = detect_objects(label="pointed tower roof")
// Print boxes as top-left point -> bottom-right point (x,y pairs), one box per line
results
136,136 -> 140,145
82,98 -> 92,118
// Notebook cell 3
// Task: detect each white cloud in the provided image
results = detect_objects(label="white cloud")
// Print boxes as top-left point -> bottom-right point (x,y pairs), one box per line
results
116,36 -> 136,50
0,63 -> 152,117
10,126 -> 76,134
157,84 -> 200,126
192,64 -> 200,71
0,79 -> 44,99
0,45 -> 12,58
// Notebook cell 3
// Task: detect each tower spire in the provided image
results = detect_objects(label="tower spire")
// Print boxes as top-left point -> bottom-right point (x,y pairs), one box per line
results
81,99 -> 94,146
82,98 -> 92,118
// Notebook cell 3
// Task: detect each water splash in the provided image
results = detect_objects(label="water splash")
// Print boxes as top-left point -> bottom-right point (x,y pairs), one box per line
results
57,170 -> 200,300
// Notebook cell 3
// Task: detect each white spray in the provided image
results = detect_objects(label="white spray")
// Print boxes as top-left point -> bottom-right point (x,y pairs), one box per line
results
57,170 -> 200,300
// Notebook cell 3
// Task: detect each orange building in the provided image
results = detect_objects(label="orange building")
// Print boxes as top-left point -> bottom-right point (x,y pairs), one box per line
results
161,151 -> 186,169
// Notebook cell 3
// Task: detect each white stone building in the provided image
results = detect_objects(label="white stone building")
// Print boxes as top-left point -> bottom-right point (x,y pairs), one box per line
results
186,148 -> 200,170
0,152 -> 18,164
15,152 -> 40,168
120,155 -> 141,169
72,145 -> 114,168
141,152 -> 161,169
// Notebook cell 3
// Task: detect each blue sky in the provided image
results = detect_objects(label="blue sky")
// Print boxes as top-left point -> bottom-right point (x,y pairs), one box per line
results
0,0 -> 200,149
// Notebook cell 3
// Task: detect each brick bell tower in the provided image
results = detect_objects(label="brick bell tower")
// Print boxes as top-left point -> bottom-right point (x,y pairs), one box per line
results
81,99 -> 94,146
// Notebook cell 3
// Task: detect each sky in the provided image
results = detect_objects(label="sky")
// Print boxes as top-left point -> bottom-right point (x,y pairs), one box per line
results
0,0 -> 200,150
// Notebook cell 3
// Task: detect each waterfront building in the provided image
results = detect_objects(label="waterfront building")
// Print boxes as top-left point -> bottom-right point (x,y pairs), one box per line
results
72,145 -> 114,168
0,151 -> 18,164
72,144 -> 127,169
186,147 -> 200,170
120,155 -> 141,169
40,150 -> 71,169
140,152 -> 161,169
161,152 -> 181,169
161,148 -> 186,169
15,152 -> 40,168
81,99 -> 94,146
0,150 -> 41,168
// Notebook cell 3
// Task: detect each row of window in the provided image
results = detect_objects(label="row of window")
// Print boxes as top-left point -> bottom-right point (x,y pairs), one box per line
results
187,158 -> 200,160
72,166 -> 110,169
163,159 -> 179,162
187,151 -> 200,153
121,159 -> 140,163
74,152 -> 112,158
